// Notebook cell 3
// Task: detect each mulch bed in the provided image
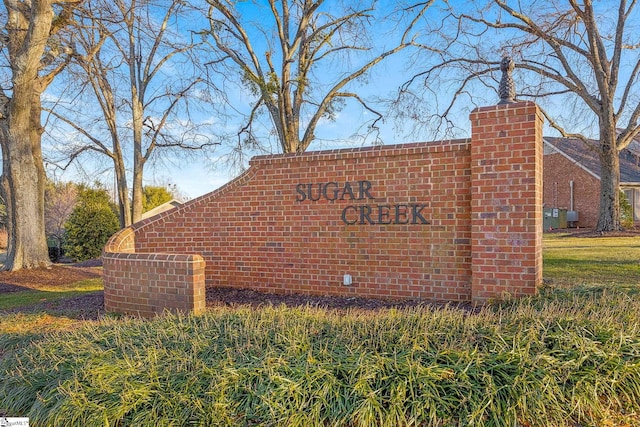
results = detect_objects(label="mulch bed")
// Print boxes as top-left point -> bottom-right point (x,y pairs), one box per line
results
0,264 -> 474,321
0,265 -> 101,293
206,286 -> 472,312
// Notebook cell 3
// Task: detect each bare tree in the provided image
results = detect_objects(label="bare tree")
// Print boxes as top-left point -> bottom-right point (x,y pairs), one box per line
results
404,0 -> 640,231
47,0 -> 218,225
0,0 -> 79,270
46,2 -> 133,226
204,0 -> 430,155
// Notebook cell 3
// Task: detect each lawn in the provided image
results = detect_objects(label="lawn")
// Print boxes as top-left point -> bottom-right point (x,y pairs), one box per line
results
544,233 -> 640,288
0,278 -> 102,311
1,235 -> 639,426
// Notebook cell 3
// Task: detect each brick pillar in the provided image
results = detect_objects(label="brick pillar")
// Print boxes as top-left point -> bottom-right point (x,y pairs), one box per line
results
470,101 -> 543,304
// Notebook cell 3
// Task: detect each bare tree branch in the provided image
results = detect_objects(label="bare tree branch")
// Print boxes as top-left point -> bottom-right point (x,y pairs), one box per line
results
413,0 -> 640,231
48,0 -> 218,225
204,0 -> 433,155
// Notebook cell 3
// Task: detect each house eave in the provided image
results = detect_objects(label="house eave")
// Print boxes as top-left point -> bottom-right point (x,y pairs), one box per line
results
543,138 -> 601,180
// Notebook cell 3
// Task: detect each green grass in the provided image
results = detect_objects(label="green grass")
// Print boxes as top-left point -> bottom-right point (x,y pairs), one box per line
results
0,278 -> 104,357
0,236 -> 639,426
543,234 -> 640,287
0,278 -> 103,310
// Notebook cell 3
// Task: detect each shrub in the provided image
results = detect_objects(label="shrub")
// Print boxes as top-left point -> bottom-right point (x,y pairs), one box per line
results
143,185 -> 174,212
63,185 -> 120,261
620,190 -> 634,229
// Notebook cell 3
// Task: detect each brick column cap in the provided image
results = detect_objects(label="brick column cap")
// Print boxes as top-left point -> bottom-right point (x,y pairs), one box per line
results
470,100 -> 541,116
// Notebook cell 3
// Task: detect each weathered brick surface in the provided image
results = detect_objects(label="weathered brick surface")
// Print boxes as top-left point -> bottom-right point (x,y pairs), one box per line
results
103,102 -> 543,315
469,102 -> 544,303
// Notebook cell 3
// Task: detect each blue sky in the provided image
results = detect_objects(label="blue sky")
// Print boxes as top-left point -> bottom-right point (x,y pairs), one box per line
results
42,0 -> 474,200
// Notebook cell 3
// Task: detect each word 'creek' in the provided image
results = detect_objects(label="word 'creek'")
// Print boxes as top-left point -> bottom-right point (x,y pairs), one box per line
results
295,181 -> 429,225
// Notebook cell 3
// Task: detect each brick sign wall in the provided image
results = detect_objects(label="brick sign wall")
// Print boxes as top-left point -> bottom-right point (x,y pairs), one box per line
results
103,102 -> 543,316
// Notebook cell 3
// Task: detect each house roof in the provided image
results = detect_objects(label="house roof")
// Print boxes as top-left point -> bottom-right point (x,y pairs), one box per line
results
140,199 -> 182,220
544,136 -> 640,184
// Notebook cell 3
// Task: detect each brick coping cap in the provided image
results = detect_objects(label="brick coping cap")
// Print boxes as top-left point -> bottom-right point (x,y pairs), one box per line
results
251,138 -> 470,164
470,100 -> 539,114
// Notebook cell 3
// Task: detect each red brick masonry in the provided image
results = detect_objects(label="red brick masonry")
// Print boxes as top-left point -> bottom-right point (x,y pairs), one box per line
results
103,102 -> 543,316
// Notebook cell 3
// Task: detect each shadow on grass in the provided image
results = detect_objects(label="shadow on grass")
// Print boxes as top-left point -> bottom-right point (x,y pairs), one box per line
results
0,291 -> 105,319
0,283 -> 34,293
0,293 -> 106,360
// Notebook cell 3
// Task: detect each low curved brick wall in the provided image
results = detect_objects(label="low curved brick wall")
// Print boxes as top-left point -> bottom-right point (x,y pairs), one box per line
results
104,101 -> 543,316
103,228 -> 205,317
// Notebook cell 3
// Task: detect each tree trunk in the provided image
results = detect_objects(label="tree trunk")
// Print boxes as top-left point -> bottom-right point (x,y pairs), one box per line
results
0,0 -> 60,270
114,148 -> 131,227
596,139 -> 621,231
131,162 -> 144,224
0,94 -> 51,270
131,94 -> 145,223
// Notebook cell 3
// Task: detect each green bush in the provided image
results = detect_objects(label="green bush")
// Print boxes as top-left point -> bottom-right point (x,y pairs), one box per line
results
143,185 -> 174,212
620,190 -> 634,229
63,185 -> 120,261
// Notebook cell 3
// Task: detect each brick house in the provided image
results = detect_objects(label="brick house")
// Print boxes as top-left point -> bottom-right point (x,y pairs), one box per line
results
544,137 -> 640,228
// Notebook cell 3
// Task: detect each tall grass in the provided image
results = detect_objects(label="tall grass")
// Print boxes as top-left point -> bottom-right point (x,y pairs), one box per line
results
2,289 -> 639,426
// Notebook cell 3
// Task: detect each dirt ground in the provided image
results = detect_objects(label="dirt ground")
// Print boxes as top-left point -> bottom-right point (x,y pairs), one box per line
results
0,264 -> 102,294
